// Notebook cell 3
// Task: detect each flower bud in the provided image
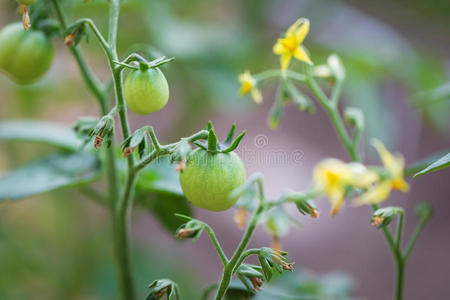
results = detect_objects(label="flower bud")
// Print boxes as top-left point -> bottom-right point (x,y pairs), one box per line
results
415,202 -> 433,220
296,198 -> 319,218
89,115 -> 114,150
344,107 -> 364,130
175,219 -> 204,240
146,279 -> 180,300
371,206 -> 403,229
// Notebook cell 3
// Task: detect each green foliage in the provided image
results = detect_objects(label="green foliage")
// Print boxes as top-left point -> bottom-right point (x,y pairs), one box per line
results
0,151 -> 101,201
414,153 -> 450,178
224,270 -> 356,300
0,120 -> 83,151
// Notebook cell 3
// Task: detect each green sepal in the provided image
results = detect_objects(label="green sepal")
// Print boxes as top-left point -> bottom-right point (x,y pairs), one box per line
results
222,123 -> 236,147
222,131 -> 246,153
207,128 -> 218,153
206,120 -> 213,131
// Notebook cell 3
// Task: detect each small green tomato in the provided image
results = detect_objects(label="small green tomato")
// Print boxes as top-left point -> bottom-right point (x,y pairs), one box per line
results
0,23 -> 54,84
180,148 -> 246,211
124,67 -> 169,115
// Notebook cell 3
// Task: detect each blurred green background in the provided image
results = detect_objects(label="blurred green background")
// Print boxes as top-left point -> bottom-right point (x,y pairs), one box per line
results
0,0 -> 449,299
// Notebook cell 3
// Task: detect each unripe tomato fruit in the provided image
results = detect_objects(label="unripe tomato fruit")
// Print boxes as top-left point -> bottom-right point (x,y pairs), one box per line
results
124,67 -> 169,115
180,148 -> 246,211
0,23 -> 54,84
17,0 -> 36,5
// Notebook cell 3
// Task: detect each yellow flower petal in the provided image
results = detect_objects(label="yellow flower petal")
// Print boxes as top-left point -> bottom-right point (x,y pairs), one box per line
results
294,19 -> 309,43
273,39 -> 287,55
293,46 -> 312,65
251,88 -> 263,104
328,186 -> 345,216
392,178 -> 410,192
238,71 -> 256,96
286,18 -> 303,36
371,139 -> 399,172
280,53 -> 292,75
354,180 -> 393,205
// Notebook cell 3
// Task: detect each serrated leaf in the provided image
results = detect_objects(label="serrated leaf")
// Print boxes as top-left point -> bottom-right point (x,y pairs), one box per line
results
0,120 -> 83,151
414,153 -> 450,178
0,151 -> 101,201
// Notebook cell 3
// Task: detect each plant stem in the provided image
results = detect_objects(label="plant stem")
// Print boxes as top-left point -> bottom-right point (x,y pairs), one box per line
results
403,217 -> 427,260
213,206 -> 263,300
254,69 -> 306,83
213,176 -> 265,300
395,258 -> 405,300
204,224 -> 229,266
105,1 -> 138,299
395,211 -> 405,249
306,77 -> 359,161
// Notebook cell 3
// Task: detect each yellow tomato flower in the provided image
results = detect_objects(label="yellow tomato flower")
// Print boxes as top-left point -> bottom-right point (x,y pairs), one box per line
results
273,18 -> 312,75
355,139 -> 409,205
238,70 -> 262,103
313,159 -> 377,216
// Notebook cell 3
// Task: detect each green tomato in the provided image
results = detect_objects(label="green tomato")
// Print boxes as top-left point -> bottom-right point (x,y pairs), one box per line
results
124,67 -> 169,115
180,148 -> 246,211
0,23 -> 54,85
17,0 -> 36,5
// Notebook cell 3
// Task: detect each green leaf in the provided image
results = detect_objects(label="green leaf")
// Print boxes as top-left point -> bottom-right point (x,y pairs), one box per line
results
140,192 -> 192,233
135,156 -> 193,232
414,152 -> 450,178
0,151 -> 101,201
136,156 -> 183,195
0,120 -> 83,151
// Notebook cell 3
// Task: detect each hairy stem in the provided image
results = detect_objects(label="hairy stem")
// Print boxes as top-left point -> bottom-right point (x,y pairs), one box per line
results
403,217 -> 427,260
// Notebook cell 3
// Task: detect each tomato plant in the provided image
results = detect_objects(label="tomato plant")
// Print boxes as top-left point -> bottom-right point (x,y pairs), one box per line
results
0,23 -> 53,84
0,2 -> 447,300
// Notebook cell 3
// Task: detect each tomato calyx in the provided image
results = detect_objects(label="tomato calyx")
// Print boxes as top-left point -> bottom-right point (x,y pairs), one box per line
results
193,121 -> 246,154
